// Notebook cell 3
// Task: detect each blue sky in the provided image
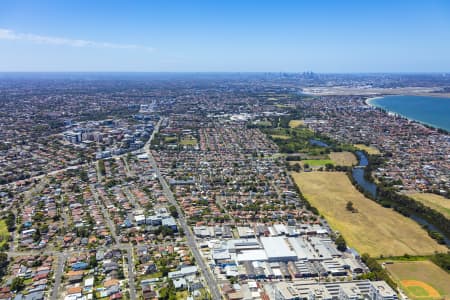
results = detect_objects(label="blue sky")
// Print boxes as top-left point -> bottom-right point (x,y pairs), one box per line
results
1,0 -> 449,72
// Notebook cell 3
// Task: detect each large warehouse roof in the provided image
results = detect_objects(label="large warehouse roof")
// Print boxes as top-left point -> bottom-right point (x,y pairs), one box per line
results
260,236 -> 297,261
236,249 -> 268,262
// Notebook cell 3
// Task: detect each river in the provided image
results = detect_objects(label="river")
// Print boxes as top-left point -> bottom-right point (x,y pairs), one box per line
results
352,151 -> 377,198
351,151 -> 450,245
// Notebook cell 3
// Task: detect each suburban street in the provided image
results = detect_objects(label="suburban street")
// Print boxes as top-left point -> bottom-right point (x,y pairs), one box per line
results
51,252 -> 67,300
5,117 -> 219,300
125,246 -> 136,300
144,118 -> 223,300
90,183 -> 136,300
90,184 -> 120,244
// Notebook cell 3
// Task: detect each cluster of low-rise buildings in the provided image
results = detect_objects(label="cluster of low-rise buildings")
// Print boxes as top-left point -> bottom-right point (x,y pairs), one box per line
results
146,111 -> 398,300
152,114 -> 316,229
2,77 -> 434,300
1,255 -> 54,300
298,96 -> 449,193
61,249 -> 125,300
272,280 -> 397,300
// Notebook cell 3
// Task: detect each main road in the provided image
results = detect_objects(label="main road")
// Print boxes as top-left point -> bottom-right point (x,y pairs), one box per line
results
144,118 -> 222,300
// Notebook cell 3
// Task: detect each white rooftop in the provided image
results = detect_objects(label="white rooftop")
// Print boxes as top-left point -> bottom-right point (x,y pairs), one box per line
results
236,249 -> 268,262
260,236 -> 297,261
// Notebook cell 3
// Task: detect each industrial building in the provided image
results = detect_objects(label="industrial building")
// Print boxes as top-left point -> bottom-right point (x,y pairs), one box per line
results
260,237 -> 298,262
274,280 -> 398,300
205,233 -> 367,281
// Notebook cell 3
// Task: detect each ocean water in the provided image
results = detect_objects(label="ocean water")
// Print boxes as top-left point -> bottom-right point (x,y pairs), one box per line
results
368,95 -> 450,132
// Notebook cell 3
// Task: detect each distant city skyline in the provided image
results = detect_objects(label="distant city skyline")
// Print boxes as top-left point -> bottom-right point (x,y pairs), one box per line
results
1,0 -> 450,72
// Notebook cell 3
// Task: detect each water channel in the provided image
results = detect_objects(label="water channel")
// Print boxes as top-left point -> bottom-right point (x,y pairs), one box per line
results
351,151 -> 449,245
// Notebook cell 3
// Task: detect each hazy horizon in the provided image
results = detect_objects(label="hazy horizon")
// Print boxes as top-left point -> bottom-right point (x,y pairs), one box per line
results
1,0 -> 450,72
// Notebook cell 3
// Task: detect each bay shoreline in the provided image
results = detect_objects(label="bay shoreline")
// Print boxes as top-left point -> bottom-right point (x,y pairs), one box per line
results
365,95 -> 450,133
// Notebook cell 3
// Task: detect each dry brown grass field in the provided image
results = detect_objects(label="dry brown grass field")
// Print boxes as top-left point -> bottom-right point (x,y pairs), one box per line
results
288,119 -> 304,128
409,193 -> 450,219
291,171 -> 447,256
385,260 -> 450,300
354,144 -> 381,155
329,151 -> 357,166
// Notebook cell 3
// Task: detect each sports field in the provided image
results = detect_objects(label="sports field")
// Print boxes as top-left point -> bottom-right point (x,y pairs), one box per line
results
270,134 -> 291,140
385,260 -> 450,300
329,151 -> 357,166
409,193 -> 450,219
354,144 -> 381,155
291,172 -> 447,256
301,159 -> 334,167
180,138 -> 198,146
288,119 -> 304,128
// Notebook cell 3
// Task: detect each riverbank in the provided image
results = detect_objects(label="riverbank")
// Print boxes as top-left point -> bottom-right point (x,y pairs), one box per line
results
349,151 -> 450,245
263,113 -> 450,246
291,171 -> 447,256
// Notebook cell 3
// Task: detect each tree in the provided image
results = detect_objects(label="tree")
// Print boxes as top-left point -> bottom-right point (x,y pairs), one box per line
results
168,205 -> 179,218
292,163 -> 301,172
10,277 -> 25,292
89,255 -> 98,268
33,228 -> 41,242
335,235 -> 347,251
160,226 -> 174,237
117,268 -> 125,279
98,159 -> 106,176
79,169 -> 89,182
0,252 -> 8,267
159,279 -> 176,300
33,212 -> 45,222
430,252 -> 450,272
346,201 -> 355,212
5,212 -> 15,232
359,253 -> 396,288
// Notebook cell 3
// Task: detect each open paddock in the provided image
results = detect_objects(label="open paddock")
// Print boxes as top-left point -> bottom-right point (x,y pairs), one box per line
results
408,193 -> 450,219
329,151 -> 357,166
354,144 -> 381,155
288,119 -> 305,128
291,172 -> 447,256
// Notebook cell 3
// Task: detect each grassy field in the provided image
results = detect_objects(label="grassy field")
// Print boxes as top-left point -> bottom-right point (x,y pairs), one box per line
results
288,119 -> 304,128
164,136 -> 177,143
291,172 -> 447,256
301,159 -> 334,167
140,272 -> 163,280
354,144 -> 381,155
270,134 -> 291,140
0,220 -> 9,248
176,291 -> 189,299
384,260 -> 450,300
180,138 -> 197,146
329,151 -> 357,166
255,120 -> 272,127
275,104 -> 295,108
408,193 -> 450,219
